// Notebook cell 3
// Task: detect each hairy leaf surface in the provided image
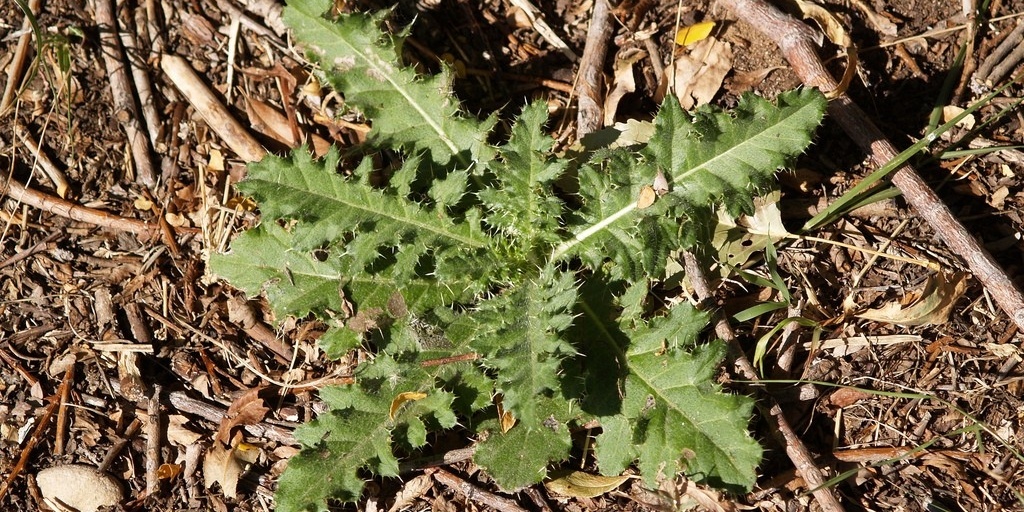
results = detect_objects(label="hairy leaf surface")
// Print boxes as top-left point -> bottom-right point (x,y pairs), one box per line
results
591,305 -> 762,491
214,3 -> 828,507
283,0 -> 494,166
469,266 -> 578,426
478,102 -> 567,261
560,89 -> 826,280
276,326 -> 470,511
473,396 -> 576,491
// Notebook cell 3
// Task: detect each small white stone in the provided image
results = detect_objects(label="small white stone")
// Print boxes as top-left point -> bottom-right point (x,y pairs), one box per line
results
36,465 -> 125,512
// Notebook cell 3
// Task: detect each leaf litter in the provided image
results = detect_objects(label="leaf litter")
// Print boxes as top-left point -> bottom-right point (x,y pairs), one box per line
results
2,0 -> 1024,510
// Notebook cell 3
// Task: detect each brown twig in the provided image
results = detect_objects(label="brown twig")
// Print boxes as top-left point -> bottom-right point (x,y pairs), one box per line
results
118,26 -> 162,146
399,446 -> 477,473
0,177 -> 199,236
93,0 -> 157,187
120,303 -> 152,401
682,252 -> 845,512
0,394 -> 60,501
576,0 -> 614,136
432,467 -> 529,512
160,54 -> 267,163
165,389 -> 296,445
14,121 -> 71,198
0,346 -> 42,387
145,385 -> 162,497
54,365 -> 75,456
0,231 -> 59,269
522,486 -> 555,512
720,0 -> 1024,332
98,418 -> 143,473
0,0 -> 41,115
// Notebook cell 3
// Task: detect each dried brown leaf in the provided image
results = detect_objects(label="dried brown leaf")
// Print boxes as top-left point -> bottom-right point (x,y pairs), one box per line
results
795,0 -> 858,96
666,36 -> 733,110
167,414 -> 203,446
544,470 -> 630,498
857,271 -> 970,326
203,432 -> 244,499
495,395 -> 517,433
216,387 -> 270,445
604,48 -> 646,126
387,473 -> 434,512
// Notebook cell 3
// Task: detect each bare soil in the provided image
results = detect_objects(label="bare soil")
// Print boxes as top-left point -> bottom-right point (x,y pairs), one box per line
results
2,0 -> 1024,510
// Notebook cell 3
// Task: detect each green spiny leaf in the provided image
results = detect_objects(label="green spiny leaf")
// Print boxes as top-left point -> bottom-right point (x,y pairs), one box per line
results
469,266 -> 578,426
473,396 -> 576,491
209,222 -> 345,319
209,222 -> 478,324
593,305 -> 762,491
557,89 -> 826,279
236,148 -> 496,292
479,101 -> 567,261
645,89 -> 826,217
283,0 -> 495,166
565,149 -> 681,281
276,345 -> 461,511
215,6 -> 831,506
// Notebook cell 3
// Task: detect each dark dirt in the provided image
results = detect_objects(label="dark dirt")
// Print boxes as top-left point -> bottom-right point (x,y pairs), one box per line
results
2,0 -> 1024,510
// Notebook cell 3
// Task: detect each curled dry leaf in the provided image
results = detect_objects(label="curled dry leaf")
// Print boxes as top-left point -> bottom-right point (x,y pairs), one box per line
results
387,473 -> 435,512
712,191 -> 790,270
495,395 -> 517,433
857,271 -> 970,326
604,48 -> 647,126
167,414 -> 203,446
849,0 -> 899,38
794,0 -> 858,97
544,470 -> 631,498
636,185 -> 658,209
389,391 -> 428,421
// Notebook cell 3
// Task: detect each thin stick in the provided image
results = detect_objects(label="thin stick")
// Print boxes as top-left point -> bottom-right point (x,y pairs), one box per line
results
432,468 -> 529,512
14,121 -> 71,198
98,418 -> 143,473
576,0 -> 614,136
0,177 -> 200,236
93,0 -> 157,187
54,365 -> 75,456
0,395 -> 60,501
160,54 -> 267,163
720,0 -> 1024,332
145,384 -> 162,497
682,251 -> 845,512
118,26 -> 162,145
0,0 -> 42,114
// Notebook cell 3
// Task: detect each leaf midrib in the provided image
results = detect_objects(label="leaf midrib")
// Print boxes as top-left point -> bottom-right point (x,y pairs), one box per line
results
292,4 -> 466,166
256,176 -> 489,249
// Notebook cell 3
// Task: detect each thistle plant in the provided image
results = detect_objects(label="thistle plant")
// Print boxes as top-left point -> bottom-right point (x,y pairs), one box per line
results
209,0 -> 827,509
